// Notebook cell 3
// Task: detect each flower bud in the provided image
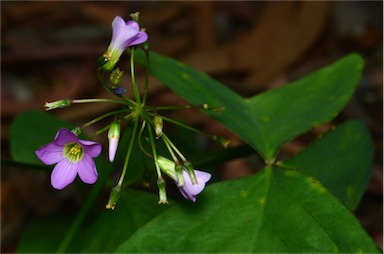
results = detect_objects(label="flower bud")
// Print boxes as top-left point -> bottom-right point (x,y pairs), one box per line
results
202,104 -> 225,114
157,176 -> 168,204
157,156 -> 175,177
108,122 -> 121,162
71,127 -> 81,136
156,156 -> 211,202
212,135 -> 231,149
110,68 -> 124,87
129,12 -> 140,22
153,115 -> 163,138
106,185 -> 121,210
157,156 -> 184,186
44,99 -> 71,111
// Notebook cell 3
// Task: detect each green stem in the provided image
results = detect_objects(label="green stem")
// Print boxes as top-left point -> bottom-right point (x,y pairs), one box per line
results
147,124 -> 161,177
161,135 -> 179,163
146,105 -> 194,111
89,124 -> 111,138
137,120 -> 153,158
117,115 -> 140,186
147,124 -> 168,203
160,115 -> 211,138
142,47 -> 150,106
56,159 -> 113,253
72,98 -> 129,106
130,48 -> 142,105
162,134 -> 186,161
96,70 -> 137,106
81,109 -> 128,129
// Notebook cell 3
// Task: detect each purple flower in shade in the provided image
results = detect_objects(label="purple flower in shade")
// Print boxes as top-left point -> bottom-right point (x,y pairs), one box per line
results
35,128 -> 102,190
157,156 -> 211,202
177,170 -> 212,202
103,16 -> 148,71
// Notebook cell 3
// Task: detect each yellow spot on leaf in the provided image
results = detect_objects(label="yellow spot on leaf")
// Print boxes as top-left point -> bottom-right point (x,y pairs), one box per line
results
306,177 -> 327,193
261,117 -> 270,123
181,73 -> 189,80
240,191 -> 249,198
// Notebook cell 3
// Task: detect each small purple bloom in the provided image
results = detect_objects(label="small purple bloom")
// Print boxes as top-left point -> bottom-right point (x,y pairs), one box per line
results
177,170 -> 212,202
103,16 -> 148,71
113,86 -> 126,95
35,128 -> 102,190
157,156 -> 211,202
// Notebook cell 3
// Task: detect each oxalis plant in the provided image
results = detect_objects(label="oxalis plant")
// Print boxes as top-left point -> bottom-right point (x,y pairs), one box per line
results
10,13 -> 380,253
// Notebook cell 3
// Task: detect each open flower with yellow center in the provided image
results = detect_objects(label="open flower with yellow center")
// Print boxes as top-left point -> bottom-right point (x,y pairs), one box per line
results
35,128 -> 102,190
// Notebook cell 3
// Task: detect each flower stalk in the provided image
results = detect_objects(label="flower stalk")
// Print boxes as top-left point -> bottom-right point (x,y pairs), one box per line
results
147,124 -> 168,204
117,115 -> 140,187
36,14 -> 224,210
35,14 -> 226,253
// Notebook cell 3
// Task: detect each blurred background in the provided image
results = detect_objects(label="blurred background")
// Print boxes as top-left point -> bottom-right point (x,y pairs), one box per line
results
1,1 -> 382,252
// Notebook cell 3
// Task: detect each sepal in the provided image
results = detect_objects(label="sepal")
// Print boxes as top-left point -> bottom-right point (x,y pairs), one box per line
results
106,185 -> 122,210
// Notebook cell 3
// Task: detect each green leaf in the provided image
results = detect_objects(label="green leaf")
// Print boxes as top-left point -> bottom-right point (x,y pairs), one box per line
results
279,120 -> 374,210
17,214 -> 75,253
10,110 -> 75,165
16,190 -> 172,253
78,189 -> 172,253
136,51 -> 364,162
117,167 -> 379,253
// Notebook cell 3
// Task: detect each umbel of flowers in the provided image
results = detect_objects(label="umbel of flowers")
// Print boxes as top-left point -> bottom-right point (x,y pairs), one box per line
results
36,14 -> 228,209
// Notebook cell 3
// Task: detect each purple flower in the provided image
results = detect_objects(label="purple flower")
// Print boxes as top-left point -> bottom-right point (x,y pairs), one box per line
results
103,16 -> 148,71
157,156 -> 211,202
177,170 -> 212,202
35,128 -> 102,190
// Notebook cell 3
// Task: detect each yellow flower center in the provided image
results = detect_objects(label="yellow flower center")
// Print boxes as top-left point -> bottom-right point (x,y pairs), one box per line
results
64,143 -> 84,162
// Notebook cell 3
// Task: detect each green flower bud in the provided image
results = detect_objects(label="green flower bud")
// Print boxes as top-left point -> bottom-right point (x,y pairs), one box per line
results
153,115 -> 163,138
109,68 -> 124,87
202,104 -> 225,114
212,135 -> 231,149
130,12 -> 140,22
71,127 -> 81,136
44,99 -> 71,111
106,185 -> 122,210
157,176 -> 168,204
157,156 -> 175,177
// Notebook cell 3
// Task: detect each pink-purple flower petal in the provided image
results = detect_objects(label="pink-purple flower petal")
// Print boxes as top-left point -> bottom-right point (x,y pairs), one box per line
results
108,138 -> 119,162
35,142 -> 64,165
110,16 -> 146,50
54,128 -> 78,145
124,31 -> 148,48
79,140 -> 102,158
178,170 -> 211,202
51,159 -> 77,190
76,155 -> 98,184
